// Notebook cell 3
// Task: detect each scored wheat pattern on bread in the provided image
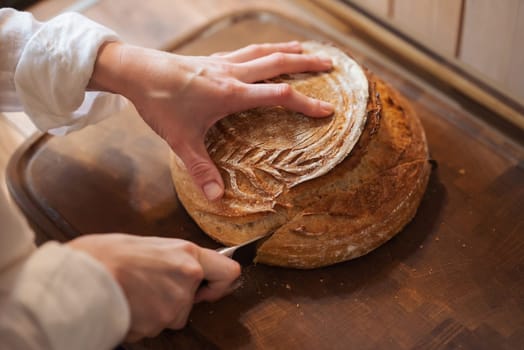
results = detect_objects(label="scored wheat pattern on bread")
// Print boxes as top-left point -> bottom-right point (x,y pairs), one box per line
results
204,41 -> 369,214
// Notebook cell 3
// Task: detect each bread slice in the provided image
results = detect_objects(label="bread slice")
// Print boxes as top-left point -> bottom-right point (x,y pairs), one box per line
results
171,41 -> 430,268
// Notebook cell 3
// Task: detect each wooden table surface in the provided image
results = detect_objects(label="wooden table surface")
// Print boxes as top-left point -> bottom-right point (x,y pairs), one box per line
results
8,3 -> 524,350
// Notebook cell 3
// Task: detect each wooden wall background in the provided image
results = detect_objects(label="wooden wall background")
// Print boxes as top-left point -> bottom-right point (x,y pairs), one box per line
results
345,0 -> 524,104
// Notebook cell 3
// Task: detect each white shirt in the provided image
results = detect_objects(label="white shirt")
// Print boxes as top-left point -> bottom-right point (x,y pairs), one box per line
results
0,8 -> 130,350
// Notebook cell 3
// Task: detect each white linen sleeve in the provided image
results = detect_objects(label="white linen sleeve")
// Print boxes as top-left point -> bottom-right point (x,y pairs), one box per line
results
0,8 -> 127,135
0,242 -> 131,350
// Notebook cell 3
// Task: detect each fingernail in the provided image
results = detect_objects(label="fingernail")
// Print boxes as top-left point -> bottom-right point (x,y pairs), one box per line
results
288,41 -> 301,51
321,57 -> 332,66
321,101 -> 334,114
203,181 -> 222,201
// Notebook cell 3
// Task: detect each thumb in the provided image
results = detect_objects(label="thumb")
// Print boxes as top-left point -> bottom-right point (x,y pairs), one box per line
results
175,141 -> 225,201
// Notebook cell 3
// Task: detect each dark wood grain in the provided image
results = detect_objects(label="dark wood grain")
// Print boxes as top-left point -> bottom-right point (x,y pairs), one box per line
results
7,9 -> 524,350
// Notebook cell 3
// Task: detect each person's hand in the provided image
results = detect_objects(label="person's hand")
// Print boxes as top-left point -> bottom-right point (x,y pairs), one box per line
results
89,41 -> 334,201
67,234 -> 240,341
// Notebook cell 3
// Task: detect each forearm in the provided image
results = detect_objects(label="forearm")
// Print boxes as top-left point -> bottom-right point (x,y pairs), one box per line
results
0,242 -> 130,350
88,42 -> 126,94
88,43 -> 188,104
0,8 -> 126,133
0,8 -> 43,111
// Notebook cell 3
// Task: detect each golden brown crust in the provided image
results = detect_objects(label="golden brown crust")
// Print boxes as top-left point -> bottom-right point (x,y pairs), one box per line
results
171,43 -> 430,268
256,160 -> 430,268
254,75 -> 430,268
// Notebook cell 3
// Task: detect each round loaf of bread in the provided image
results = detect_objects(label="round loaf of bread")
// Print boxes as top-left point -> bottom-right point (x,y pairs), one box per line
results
170,41 -> 430,269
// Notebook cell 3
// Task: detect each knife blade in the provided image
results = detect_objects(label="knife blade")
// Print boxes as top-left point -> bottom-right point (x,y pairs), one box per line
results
198,233 -> 270,290
216,233 -> 270,265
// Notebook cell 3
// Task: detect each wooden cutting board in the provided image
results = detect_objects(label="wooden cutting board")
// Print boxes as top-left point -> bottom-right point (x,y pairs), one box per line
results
7,9 -> 524,350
